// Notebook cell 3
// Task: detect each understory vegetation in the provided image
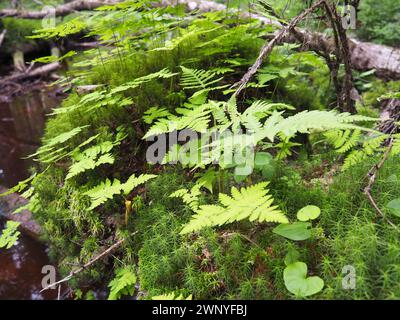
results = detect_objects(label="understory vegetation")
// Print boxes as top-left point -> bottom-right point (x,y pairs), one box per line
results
1,0 -> 400,300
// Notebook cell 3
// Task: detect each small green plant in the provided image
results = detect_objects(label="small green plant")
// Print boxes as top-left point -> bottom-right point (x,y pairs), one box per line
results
108,266 -> 137,300
283,261 -> 324,298
179,182 -> 288,234
273,222 -> 312,241
0,221 -> 21,249
152,292 -> 193,300
386,199 -> 400,218
296,205 -> 321,221
84,173 -> 157,210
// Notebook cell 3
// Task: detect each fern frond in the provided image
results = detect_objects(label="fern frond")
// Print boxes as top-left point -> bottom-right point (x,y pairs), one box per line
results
29,126 -> 89,163
152,292 -> 192,300
324,129 -> 362,153
342,134 -> 388,170
180,182 -> 287,234
180,66 -> 223,90
84,173 -> 156,210
170,186 -> 201,210
143,107 -> 173,124
143,104 -> 213,139
108,266 -> 136,300
0,221 -> 21,249
110,68 -> 177,95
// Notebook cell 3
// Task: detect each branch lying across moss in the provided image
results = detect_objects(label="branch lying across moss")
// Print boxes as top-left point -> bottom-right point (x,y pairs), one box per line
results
0,0 -> 121,19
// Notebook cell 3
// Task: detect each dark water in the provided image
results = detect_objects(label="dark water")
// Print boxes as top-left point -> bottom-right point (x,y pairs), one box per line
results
0,88 -> 60,187
0,217 -> 59,300
0,88 -> 62,300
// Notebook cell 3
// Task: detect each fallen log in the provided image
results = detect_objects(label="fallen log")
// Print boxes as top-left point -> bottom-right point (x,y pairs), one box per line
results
1,0 -> 399,79
0,0 -> 120,19
0,62 -> 60,86
170,0 -> 400,79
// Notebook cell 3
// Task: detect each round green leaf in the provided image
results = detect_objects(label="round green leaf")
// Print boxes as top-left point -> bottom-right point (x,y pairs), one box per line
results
387,198 -> 400,217
254,152 -> 273,170
297,205 -> 321,221
273,222 -> 311,241
284,262 -> 324,297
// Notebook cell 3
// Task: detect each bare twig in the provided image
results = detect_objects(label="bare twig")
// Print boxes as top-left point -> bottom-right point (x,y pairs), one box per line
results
363,129 -> 399,232
231,0 -> 325,96
40,232 -> 137,292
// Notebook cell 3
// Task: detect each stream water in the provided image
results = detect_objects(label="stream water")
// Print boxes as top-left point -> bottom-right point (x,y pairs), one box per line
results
0,88 -> 62,300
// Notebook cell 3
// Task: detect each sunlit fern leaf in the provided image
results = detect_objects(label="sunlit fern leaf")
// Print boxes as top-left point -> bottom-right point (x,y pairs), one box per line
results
180,182 -> 288,234
84,173 -> 157,210
262,111 -> 377,142
0,174 -> 36,197
28,126 -> 89,162
108,266 -> 137,300
170,186 -> 202,211
84,178 -> 123,210
342,134 -> 389,170
121,173 -> 157,195
66,153 -> 114,180
324,129 -> 362,153
0,221 -> 21,249
143,104 -> 214,139
180,66 -> 223,90
152,292 -> 193,300
143,107 -> 173,124
29,18 -> 87,39
110,68 -> 178,95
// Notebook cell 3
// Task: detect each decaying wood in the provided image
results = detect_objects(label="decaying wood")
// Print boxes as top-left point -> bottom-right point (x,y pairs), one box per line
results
40,232 -> 137,292
13,50 -> 26,72
0,62 -> 60,86
0,29 -> 6,48
1,0 -> 399,79
232,0 -> 326,96
0,0 -> 121,19
172,0 -> 400,80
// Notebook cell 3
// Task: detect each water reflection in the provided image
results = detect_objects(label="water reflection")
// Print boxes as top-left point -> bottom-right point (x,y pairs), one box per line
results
0,88 -> 63,299
0,217 -> 58,300
0,88 -> 61,187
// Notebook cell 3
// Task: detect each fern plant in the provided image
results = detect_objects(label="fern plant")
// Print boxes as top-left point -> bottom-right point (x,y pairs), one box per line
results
177,182 -> 288,234
145,96 -> 376,170
108,266 -> 137,300
66,127 -> 127,180
180,66 -> 228,104
0,221 -> 21,249
84,173 -> 157,210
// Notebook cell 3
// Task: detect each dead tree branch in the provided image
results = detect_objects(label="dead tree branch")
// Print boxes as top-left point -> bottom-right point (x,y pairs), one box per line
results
40,232 -> 137,292
0,0 -> 121,19
363,128 -> 399,232
232,0 -> 326,96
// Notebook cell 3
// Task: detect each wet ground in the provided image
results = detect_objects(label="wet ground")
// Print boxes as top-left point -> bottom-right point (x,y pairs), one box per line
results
0,87 -> 63,299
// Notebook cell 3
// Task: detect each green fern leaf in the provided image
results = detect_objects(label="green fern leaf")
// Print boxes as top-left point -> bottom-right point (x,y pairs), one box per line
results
180,182 -> 287,234
108,266 -> 137,300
